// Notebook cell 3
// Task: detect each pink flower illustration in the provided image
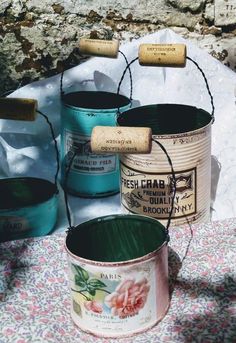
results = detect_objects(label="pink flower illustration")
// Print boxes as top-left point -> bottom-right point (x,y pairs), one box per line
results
105,277 -> 150,318
84,300 -> 103,314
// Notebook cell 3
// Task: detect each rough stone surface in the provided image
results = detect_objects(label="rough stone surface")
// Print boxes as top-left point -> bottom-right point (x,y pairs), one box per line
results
167,0 -> 206,13
0,0 -> 235,94
215,0 -> 236,26
204,3 -> 215,22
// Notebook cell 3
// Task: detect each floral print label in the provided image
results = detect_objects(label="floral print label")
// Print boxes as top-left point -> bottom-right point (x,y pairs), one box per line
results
67,256 -> 161,336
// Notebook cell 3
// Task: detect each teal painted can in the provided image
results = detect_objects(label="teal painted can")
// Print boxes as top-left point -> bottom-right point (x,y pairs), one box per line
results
0,177 -> 58,242
61,91 -> 131,197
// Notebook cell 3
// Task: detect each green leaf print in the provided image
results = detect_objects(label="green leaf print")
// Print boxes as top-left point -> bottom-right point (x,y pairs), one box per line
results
88,279 -> 107,289
71,264 -> 111,300
73,264 -> 89,281
87,287 -> 96,296
73,300 -> 82,317
75,275 -> 87,288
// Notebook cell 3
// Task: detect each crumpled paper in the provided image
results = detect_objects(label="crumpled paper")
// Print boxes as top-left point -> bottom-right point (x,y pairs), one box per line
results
0,28 -> 235,233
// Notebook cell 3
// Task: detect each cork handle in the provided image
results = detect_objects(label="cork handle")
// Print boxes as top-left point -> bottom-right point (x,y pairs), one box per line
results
138,44 -> 186,67
91,126 -> 152,154
79,38 -> 120,58
0,98 -> 38,121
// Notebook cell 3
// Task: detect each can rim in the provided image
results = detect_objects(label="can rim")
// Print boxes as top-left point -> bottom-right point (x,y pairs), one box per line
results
62,91 -> 131,113
65,214 -> 168,267
117,103 -> 213,135
0,177 -> 58,211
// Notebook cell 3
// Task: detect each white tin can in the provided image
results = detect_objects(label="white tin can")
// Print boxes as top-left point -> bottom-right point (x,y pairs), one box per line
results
118,104 -> 213,226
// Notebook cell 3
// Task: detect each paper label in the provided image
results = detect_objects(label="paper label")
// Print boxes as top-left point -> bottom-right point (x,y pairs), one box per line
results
65,130 -> 117,175
121,162 -> 197,219
0,216 -> 29,234
68,257 -> 158,336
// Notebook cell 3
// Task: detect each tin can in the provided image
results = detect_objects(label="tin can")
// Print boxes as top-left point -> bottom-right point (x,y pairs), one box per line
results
61,91 -> 131,197
65,214 -> 169,338
117,104 -> 212,226
0,177 -> 58,242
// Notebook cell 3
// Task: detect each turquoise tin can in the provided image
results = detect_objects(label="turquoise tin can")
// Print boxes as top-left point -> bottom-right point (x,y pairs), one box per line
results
61,91 -> 131,197
0,177 -> 58,242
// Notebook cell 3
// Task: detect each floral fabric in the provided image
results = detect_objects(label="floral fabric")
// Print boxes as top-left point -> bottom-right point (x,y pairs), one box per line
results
0,218 -> 236,342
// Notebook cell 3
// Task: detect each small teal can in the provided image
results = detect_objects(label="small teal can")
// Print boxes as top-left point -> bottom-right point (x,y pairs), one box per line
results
60,91 -> 131,197
0,177 -> 58,242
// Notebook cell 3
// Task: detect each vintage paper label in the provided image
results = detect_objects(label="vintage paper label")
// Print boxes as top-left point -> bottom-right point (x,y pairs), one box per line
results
68,256 -> 160,336
0,216 -> 29,234
120,162 -> 197,219
65,130 -> 117,174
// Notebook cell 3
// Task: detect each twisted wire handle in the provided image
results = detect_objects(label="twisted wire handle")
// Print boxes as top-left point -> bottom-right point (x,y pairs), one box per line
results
117,54 -> 215,122
151,138 -> 177,240
37,110 -> 60,187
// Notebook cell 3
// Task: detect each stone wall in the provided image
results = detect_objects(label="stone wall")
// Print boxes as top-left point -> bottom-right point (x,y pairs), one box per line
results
0,0 -> 235,94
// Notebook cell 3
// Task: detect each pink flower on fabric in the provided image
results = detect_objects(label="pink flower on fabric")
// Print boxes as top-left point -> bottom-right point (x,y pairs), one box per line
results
4,328 -> 15,335
84,300 -> 103,313
105,277 -> 150,318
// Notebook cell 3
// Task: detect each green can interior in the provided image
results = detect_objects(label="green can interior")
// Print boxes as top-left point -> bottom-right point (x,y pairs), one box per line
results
66,215 -> 167,263
62,91 -> 130,110
117,104 -> 212,134
0,177 -> 58,210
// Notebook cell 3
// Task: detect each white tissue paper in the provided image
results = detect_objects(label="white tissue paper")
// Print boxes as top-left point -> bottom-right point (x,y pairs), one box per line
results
0,28 -> 235,233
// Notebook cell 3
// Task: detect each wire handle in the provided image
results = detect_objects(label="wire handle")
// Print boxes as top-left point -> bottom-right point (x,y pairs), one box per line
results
0,91 -> 60,187
60,49 -> 134,103
64,152 -> 77,230
37,110 -> 60,187
117,55 -> 215,122
63,141 -> 90,231
151,138 -> 177,240
64,137 -> 176,239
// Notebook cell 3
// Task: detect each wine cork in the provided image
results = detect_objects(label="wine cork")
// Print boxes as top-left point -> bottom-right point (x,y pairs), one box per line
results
138,44 -> 186,67
91,126 -> 152,154
0,98 -> 38,121
79,38 -> 119,58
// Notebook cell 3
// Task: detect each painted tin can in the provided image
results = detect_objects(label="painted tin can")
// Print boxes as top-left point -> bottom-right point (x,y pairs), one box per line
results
65,214 -> 169,338
117,104 -> 212,226
61,91 -> 131,197
0,177 -> 58,242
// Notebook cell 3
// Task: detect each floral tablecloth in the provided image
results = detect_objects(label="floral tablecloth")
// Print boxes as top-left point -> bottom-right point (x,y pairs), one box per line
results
0,218 -> 236,343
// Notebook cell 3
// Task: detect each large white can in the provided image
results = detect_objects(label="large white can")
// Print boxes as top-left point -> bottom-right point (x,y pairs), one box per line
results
118,104 -> 212,226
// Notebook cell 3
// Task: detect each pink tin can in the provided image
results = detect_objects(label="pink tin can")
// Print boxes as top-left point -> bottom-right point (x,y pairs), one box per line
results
65,214 -> 169,338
